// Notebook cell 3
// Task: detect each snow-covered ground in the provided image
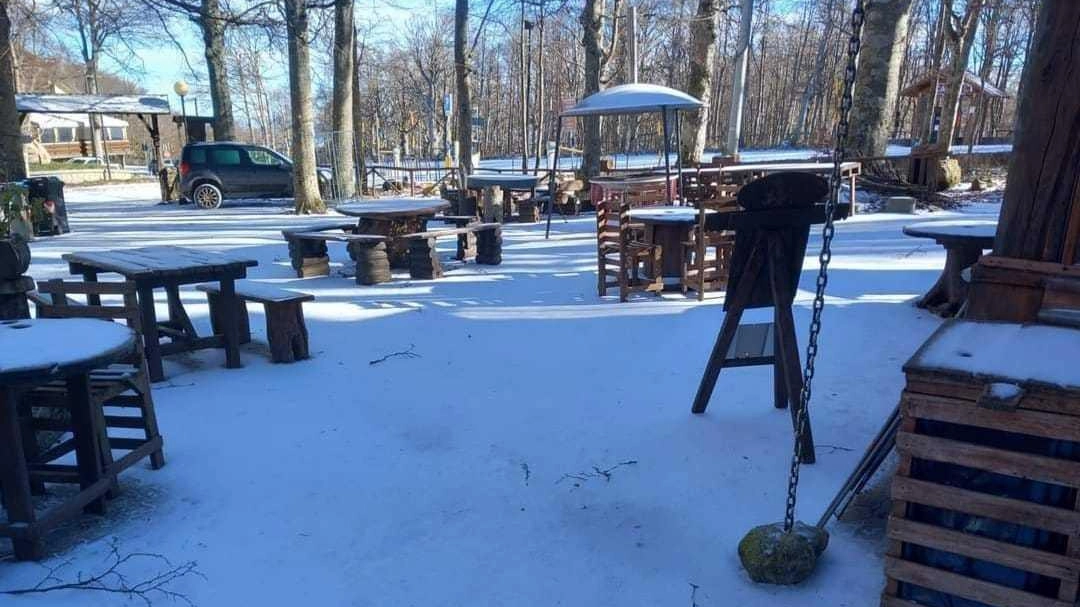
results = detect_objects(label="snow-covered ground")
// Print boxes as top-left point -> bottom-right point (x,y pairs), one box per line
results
2,182 -> 1000,606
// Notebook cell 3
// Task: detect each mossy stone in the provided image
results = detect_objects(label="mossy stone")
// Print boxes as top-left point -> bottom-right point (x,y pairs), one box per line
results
738,521 -> 829,585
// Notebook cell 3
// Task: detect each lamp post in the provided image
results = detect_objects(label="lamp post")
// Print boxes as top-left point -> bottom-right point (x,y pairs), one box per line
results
173,80 -> 190,145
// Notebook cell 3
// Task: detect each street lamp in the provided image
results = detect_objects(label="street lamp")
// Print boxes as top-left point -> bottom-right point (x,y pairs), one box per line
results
173,80 -> 190,144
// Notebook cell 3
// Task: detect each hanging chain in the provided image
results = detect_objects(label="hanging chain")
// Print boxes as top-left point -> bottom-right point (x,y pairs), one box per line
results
783,0 -> 866,533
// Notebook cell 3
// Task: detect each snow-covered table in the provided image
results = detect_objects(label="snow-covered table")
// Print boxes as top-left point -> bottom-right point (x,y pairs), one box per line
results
336,198 -> 451,267
903,220 -> 997,316
626,206 -> 718,283
465,174 -> 542,223
63,245 -> 258,382
0,318 -> 135,560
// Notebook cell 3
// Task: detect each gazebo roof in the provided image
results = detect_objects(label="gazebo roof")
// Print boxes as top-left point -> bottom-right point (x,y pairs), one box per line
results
561,84 -> 703,117
15,94 -> 172,115
899,70 -> 1008,98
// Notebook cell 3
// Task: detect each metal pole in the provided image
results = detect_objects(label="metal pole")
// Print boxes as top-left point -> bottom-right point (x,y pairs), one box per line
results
630,6 -> 639,83
180,96 -> 188,145
545,116 -> 564,239
675,110 -> 683,204
661,107 -> 672,204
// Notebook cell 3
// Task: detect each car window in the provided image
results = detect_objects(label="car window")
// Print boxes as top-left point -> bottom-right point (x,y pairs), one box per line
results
209,148 -> 242,166
246,148 -> 278,166
187,149 -> 206,164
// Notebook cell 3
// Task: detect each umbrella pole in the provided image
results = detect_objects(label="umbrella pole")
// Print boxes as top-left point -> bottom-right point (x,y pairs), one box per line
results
545,116 -> 564,239
675,110 -> 684,204
661,106 -> 672,204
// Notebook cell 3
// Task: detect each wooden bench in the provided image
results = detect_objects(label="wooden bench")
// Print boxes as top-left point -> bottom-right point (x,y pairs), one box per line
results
401,223 -> 502,279
197,281 -> 314,363
281,223 -> 390,285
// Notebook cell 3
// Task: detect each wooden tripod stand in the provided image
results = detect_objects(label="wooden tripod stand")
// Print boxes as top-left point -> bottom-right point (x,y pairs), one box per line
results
690,172 -> 841,465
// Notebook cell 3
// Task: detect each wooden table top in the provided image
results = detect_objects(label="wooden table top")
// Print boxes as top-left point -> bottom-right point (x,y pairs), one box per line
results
64,246 -> 258,279
335,198 -> 450,218
0,318 -> 134,383
903,220 -> 997,247
466,174 -> 542,190
714,161 -> 862,174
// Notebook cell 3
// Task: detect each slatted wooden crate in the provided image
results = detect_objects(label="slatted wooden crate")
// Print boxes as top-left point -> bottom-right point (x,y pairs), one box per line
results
883,319 -> 1080,607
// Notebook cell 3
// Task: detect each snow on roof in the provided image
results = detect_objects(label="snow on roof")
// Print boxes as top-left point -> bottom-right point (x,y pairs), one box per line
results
906,320 -> 1080,390
561,84 -> 704,117
15,94 -> 171,115
29,112 -> 128,129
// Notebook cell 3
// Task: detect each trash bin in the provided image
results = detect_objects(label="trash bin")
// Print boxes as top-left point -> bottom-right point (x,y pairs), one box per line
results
159,167 -> 180,202
26,176 -> 69,236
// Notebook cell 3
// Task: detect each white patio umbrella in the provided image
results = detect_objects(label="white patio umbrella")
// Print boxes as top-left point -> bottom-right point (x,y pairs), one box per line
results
545,83 -> 704,237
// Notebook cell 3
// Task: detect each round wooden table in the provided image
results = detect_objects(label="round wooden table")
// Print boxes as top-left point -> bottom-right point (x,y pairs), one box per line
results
336,198 -> 450,267
627,206 -> 709,284
903,220 -> 997,315
0,318 -> 135,560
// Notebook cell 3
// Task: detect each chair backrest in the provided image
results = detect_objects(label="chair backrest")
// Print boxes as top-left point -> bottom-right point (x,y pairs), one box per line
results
32,279 -> 143,336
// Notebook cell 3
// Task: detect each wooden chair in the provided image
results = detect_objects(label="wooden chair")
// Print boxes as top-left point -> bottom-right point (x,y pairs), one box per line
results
597,198 -> 664,302
682,182 -> 739,300
25,279 -> 165,475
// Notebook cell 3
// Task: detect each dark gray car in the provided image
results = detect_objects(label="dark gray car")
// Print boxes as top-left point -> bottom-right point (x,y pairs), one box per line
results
179,142 -> 327,209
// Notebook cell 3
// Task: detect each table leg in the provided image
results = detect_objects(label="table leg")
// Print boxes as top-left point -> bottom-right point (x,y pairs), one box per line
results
849,173 -> 857,215
165,285 -> 197,340
136,284 -> 165,382
82,269 -> 101,306
0,386 -> 41,559
915,244 -> 984,316
66,373 -> 106,515
219,277 -> 243,370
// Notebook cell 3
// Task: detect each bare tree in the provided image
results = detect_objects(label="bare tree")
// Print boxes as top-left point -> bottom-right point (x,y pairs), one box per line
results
283,0 -> 324,213
454,0 -> 472,173
846,0 -> 915,158
0,0 -> 26,181
933,0 -> 984,153
579,0 -> 621,178
330,0 -> 354,197
723,0 -> 753,155
680,0 -> 722,164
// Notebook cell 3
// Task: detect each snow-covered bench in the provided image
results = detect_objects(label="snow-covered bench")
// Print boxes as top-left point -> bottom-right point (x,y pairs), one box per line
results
197,280 -> 314,364
281,222 -> 389,284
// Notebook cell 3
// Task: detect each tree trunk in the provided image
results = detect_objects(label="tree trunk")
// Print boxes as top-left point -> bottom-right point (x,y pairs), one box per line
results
330,0 -> 355,198
352,34 -> 367,192
454,0 -> 473,174
993,0 -> 1079,263
723,0 -> 754,156
285,0 -> 325,214
579,0 -> 614,179
933,0 -> 984,153
201,0 -> 236,141
0,0 -> 25,181
846,0 -> 914,158
519,1 -> 528,172
914,0 -> 949,144
680,0 -> 721,164
789,0 -> 835,147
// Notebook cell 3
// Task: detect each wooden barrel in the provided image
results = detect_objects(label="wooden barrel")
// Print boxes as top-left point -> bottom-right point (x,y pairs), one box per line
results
0,236 -> 31,279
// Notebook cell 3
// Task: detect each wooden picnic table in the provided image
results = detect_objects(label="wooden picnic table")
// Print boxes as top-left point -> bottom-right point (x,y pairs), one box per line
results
63,245 -> 258,382
336,197 -> 451,268
590,174 -> 679,206
714,161 -> 862,210
903,220 -> 997,316
465,174 -> 542,222
0,318 -> 135,559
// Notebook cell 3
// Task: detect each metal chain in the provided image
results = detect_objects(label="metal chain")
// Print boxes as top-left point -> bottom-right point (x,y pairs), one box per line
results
783,0 -> 866,533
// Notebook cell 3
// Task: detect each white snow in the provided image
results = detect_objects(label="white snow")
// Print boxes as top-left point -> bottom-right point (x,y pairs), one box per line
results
909,320 -> 1080,390
0,318 -> 133,375
1,181 -> 1005,605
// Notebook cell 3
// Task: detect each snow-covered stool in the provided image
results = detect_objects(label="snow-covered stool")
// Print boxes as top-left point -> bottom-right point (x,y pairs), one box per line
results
883,319 -> 1080,607
197,281 -> 314,363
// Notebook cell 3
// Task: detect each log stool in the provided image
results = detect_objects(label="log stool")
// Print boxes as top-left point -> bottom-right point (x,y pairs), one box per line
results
347,240 -> 391,285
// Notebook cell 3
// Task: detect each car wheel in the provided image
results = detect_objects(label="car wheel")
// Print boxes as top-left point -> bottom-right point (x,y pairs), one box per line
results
193,183 -> 223,209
